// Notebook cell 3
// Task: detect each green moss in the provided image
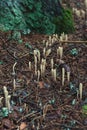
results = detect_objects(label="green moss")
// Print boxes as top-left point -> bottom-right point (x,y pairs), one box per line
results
53,8 -> 75,34
82,105 -> 87,117
0,0 -> 74,34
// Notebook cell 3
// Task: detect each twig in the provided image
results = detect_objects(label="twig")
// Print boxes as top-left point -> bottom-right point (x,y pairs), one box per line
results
17,111 -> 40,123
59,40 -> 87,43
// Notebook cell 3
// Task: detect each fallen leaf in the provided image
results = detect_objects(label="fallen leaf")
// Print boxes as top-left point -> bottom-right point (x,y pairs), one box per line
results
19,122 -> 27,130
38,81 -> 44,89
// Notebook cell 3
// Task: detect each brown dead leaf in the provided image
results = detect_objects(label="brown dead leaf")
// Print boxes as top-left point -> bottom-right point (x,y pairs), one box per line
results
38,81 -> 44,89
19,122 -> 27,130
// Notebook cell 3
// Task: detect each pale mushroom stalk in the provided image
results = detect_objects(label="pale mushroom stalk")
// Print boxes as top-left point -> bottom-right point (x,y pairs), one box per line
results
53,69 -> 57,81
62,68 -> 65,86
29,61 -> 31,70
3,86 -> 8,107
13,78 -> 16,90
79,83 -> 83,100
7,95 -> 11,110
46,49 -> 51,57
67,71 -> 70,83
37,70 -> 40,81
13,62 -> 17,74
51,58 -> 54,69
0,97 -> 3,106
59,47 -> 63,59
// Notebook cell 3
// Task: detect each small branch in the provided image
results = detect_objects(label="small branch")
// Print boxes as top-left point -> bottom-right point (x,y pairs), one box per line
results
59,40 -> 87,43
17,111 -> 40,123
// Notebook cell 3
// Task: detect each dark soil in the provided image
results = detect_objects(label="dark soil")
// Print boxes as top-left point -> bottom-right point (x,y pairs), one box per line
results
0,1 -> 87,130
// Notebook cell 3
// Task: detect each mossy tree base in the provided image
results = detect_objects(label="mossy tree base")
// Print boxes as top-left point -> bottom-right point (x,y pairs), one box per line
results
0,0 -> 74,34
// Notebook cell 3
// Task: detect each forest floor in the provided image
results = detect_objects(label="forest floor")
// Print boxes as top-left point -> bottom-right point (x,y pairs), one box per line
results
0,1 -> 87,130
